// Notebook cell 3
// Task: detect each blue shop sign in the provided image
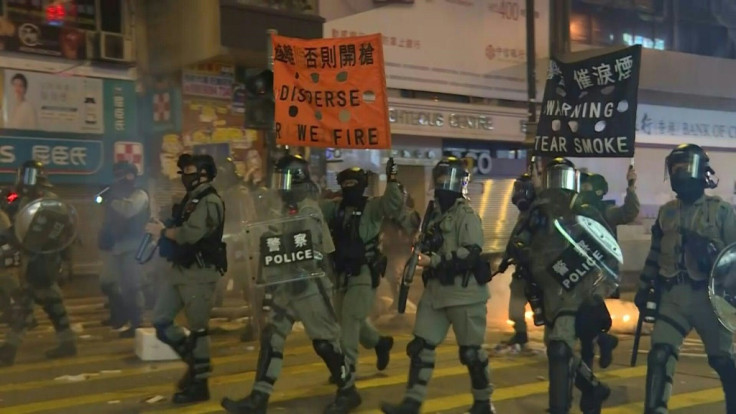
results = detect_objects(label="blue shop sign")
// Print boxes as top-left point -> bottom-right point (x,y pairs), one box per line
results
0,136 -> 103,177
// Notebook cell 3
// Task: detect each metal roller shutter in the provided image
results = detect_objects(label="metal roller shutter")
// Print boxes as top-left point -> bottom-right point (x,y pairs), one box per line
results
465,178 -> 519,255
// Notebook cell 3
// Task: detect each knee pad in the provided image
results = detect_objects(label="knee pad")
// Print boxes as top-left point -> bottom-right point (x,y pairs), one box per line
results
313,339 -> 339,359
547,340 -> 573,362
459,345 -> 483,366
648,343 -> 675,367
406,336 -> 435,358
708,355 -> 736,382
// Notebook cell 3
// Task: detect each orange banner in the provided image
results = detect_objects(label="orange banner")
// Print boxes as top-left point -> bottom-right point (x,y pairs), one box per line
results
272,34 -> 391,150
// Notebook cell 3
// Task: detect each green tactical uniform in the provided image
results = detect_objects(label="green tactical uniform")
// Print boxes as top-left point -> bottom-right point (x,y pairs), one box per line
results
507,211 -> 531,337
0,209 -> 19,322
639,195 -> 736,412
152,181 -> 224,403
320,180 -> 404,371
511,158 -> 612,414
222,154 -> 361,414
1,190 -> 76,361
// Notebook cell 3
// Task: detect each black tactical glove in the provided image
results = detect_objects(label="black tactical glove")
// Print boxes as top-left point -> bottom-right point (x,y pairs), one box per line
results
386,157 -> 398,182
634,286 -> 649,311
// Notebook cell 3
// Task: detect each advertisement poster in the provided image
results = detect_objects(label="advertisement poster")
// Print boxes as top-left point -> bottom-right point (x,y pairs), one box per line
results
0,17 -> 87,60
182,63 -> 235,101
273,33 -> 391,150
1,69 -> 103,134
534,45 -> 642,158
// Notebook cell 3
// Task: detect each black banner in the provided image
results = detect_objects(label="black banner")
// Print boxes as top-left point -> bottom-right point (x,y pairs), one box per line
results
260,230 -> 315,267
534,45 -> 642,158
546,231 -> 607,292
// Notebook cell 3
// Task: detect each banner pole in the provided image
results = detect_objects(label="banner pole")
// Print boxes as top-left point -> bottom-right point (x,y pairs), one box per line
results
266,28 -> 278,180
524,0 -> 537,170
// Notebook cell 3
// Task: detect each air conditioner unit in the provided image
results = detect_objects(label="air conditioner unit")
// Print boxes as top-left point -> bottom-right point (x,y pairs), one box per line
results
100,32 -> 134,63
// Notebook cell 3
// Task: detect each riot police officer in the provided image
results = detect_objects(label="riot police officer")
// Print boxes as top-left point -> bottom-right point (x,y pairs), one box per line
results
320,164 -> 404,381
98,161 -> 150,337
145,154 -> 227,404
0,160 -> 76,366
381,157 -> 494,414
576,170 -> 639,370
509,158 -> 611,414
221,155 -> 361,414
636,144 -> 736,413
497,173 -> 536,352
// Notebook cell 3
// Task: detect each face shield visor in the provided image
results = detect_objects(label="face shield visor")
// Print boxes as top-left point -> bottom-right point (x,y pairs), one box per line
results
666,152 -> 705,181
432,165 -> 468,193
544,165 -> 579,192
18,167 -> 39,187
272,170 -> 300,191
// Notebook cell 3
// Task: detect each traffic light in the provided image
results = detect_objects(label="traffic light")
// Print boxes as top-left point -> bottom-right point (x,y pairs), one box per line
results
244,69 -> 274,130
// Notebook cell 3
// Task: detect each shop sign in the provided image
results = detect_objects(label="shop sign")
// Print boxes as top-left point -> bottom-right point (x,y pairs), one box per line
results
0,136 -> 103,175
637,104 -> 736,141
389,108 -> 494,131
103,79 -> 137,140
0,18 -> 87,60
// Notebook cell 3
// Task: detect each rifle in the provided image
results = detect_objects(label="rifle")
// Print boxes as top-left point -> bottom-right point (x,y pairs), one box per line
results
398,200 -> 435,314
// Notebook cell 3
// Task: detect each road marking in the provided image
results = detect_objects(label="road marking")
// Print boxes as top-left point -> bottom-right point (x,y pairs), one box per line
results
603,387 -> 724,413
1,355 -> 539,413
356,366 -> 649,414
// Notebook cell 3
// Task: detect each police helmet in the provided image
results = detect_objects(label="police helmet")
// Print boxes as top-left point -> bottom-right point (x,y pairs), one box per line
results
511,173 -> 535,209
432,157 -> 469,194
665,144 -> 717,189
113,161 -> 138,179
337,167 -> 368,190
580,172 -> 608,197
177,154 -> 218,179
273,155 -> 311,191
543,157 -> 579,192
16,160 -> 51,188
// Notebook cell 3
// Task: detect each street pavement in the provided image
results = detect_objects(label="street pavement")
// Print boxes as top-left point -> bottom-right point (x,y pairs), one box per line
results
0,294 -> 730,414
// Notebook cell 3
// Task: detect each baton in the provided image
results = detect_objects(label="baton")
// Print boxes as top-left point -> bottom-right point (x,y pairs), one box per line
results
630,311 -> 644,367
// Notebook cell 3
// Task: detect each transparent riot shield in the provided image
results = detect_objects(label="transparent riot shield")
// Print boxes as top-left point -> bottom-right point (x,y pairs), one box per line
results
14,198 -> 78,254
709,242 -> 736,332
548,215 -> 624,297
243,213 -> 327,287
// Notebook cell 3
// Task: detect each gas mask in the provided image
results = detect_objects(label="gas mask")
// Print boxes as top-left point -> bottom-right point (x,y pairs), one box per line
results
670,171 -> 704,203
341,185 -> 365,206
435,189 -> 461,212
181,172 -> 202,192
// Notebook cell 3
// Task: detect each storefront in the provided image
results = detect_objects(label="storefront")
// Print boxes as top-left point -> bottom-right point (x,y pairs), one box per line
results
324,97 -> 528,253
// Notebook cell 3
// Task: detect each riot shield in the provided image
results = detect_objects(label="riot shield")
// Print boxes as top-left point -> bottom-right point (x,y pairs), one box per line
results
243,213 -> 327,287
709,242 -> 736,332
548,215 -> 624,297
13,198 -> 78,254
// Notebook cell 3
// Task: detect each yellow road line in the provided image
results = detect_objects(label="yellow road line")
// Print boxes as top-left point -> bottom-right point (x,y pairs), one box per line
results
0,337 -> 240,375
0,336 -> 436,393
602,387 -> 724,413
1,354 -> 539,413
356,366 -> 649,414
153,356 -> 541,414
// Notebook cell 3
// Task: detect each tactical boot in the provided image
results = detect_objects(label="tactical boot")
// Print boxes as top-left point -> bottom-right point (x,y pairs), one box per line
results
221,390 -> 269,414
597,333 -> 619,369
375,336 -> 394,370
45,341 -> 76,359
0,343 -> 17,367
381,398 -> 421,414
580,383 -> 611,414
324,386 -> 362,414
177,365 -> 195,391
468,400 -> 496,414
172,379 -> 209,404
119,327 -> 137,339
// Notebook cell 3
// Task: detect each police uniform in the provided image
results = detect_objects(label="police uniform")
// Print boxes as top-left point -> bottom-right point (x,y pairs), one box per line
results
221,155 -> 360,414
637,144 -> 736,413
0,208 -> 19,324
150,154 -> 226,404
576,172 -> 639,369
382,157 -> 493,414
510,159 -> 611,414
321,165 -> 404,377
98,162 -> 150,336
